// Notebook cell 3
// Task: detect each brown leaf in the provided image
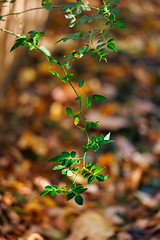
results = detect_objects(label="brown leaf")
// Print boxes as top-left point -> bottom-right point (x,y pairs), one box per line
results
49,102 -> 65,121
153,139 -> 160,155
66,211 -> 114,240
135,191 -> 159,208
18,131 -> 49,156
117,232 -> 133,240
132,99 -> 155,115
18,67 -> 37,85
27,233 -> 44,240
132,152 -> 156,168
2,192 -> 17,206
115,136 -> 136,158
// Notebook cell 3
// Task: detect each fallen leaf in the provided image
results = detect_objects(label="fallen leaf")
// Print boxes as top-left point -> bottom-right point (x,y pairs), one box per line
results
49,102 -> 65,121
27,233 -> 44,240
117,232 -> 133,240
66,211 -> 114,240
2,192 -> 17,206
132,99 -> 155,115
132,152 -> 156,168
115,136 -> 136,158
153,139 -> 160,155
42,229 -> 64,240
135,191 -> 159,208
18,131 -> 49,156
18,67 -> 37,85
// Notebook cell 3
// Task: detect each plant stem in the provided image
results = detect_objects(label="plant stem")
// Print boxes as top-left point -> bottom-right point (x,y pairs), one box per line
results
0,27 -> 19,37
73,167 -> 84,184
0,5 -> 99,19
0,5 -> 64,18
68,80 -> 79,98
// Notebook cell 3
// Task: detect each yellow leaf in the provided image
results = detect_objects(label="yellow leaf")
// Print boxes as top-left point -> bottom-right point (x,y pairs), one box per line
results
74,117 -> 79,126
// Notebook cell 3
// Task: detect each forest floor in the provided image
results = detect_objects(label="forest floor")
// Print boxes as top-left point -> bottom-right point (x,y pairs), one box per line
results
0,0 -> 160,239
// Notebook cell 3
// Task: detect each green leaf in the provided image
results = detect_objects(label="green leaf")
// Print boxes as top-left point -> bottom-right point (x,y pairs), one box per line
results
66,62 -> 72,69
64,55 -> 73,59
107,38 -> 115,43
49,57 -> 58,63
66,73 -> 74,78
110,0 -> 120,4
84,172 -> 91,179
48,155 -> 66,162
66,107 -> 73,116
105,175 -> 108,181
53,165 -> 64,170
92,136 -> 96,142
107,42 -> 117,52
71,183 -> 76,190
81,170 -> 87,176
88,122 -> 94,129
79,80 -> 84,88
39,46 -> 51,56
91,164 -> 98,172
10,38 -> 27,52
88,175 -> 95,184
74,186 -> 88,194
50,190 -> 55,197
62,151 -> 70,157
117,23 -> 125,29
42,0 -> 53,10
94,121 -> 99,127
72,167 -> 79,171
86,162 -> 92,169
96,174 -> 105,182
61,186 -> 67,191
45,185 -> 53,190
67,170 -> 73,176
85,96 -> 91,109
39,190 -> 49,198
10,41 -> 22,52
89,48 -> 96,52
71,151 -> 76,158
50,71 -> 61,77
56,190 -> 62,194
92,52 -> 99,58
92,94 -> 106,101
75,195 -> 83,205
94,167 -> 105,175
67,192 -> 76,201
52,185 -> 58,190
62,169 -> 68,175
75,96 -> 82,101
79,45 -> 89,55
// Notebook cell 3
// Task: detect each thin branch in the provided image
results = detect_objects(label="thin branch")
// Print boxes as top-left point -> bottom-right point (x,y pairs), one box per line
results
0,27 -> 19,37
0,5 -> 99,19
0,5 -> 64,18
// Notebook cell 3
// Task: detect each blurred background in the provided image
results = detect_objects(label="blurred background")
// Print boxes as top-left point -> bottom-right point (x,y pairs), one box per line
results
0,0 -> 160,239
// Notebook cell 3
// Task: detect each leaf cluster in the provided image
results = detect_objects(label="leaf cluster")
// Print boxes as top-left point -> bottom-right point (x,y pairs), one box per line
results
2,0 -> 125,205
83,133 -> 114,153
10,31 -> 45,52
49,151 -> 81,177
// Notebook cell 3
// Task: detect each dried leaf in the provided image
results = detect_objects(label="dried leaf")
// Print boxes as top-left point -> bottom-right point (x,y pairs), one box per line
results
66,211 -> 114,240
27,233 -> 44,240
